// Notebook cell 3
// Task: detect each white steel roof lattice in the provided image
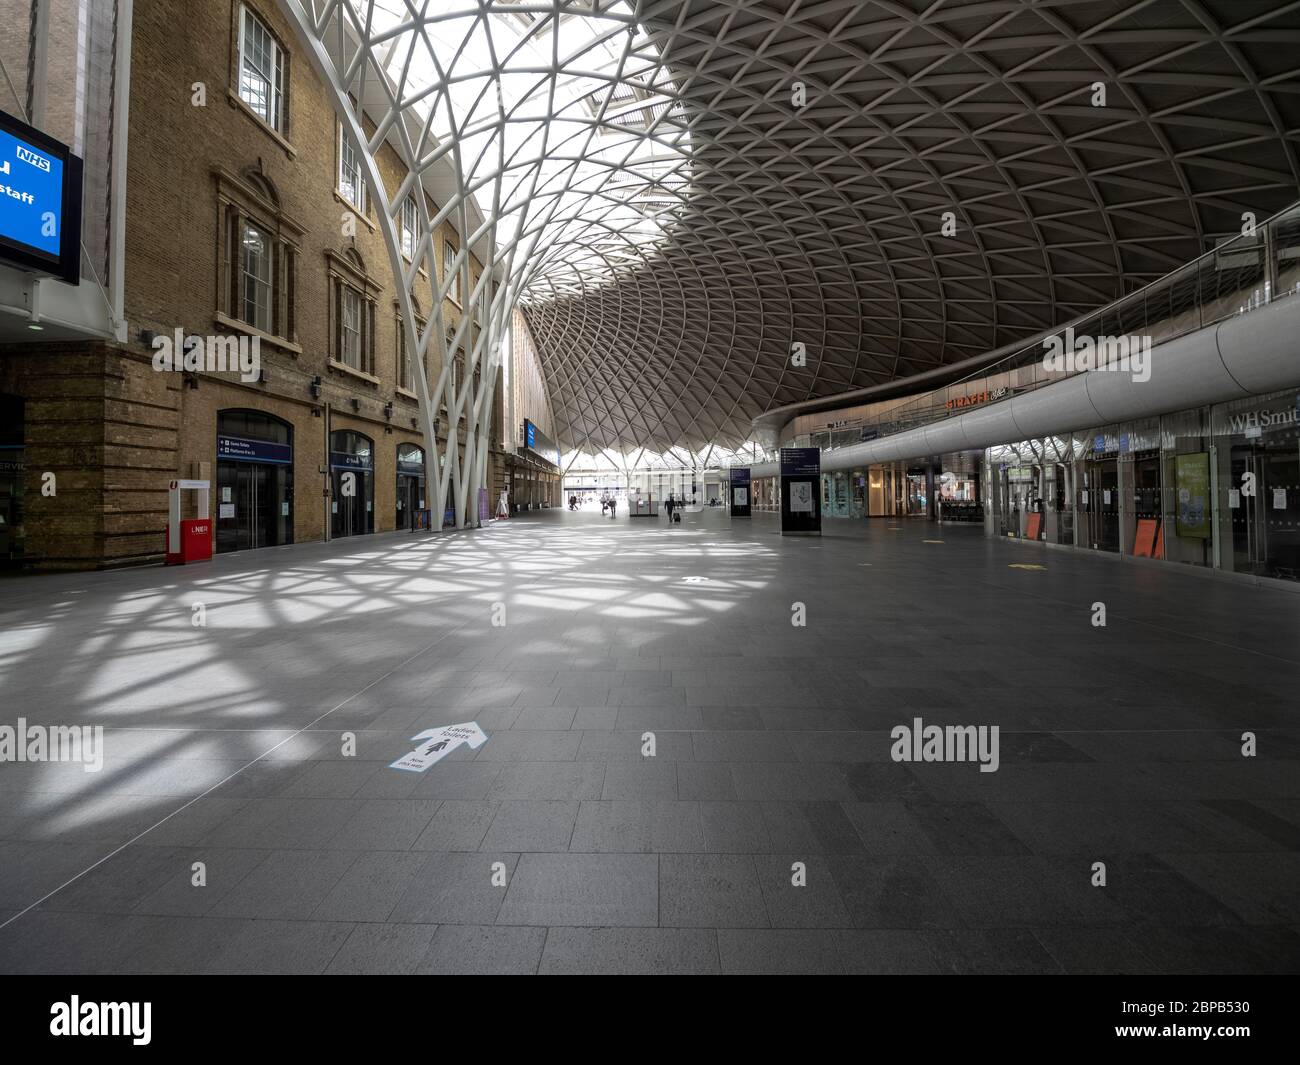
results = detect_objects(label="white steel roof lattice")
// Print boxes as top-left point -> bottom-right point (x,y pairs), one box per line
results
281,0 -> 1300,469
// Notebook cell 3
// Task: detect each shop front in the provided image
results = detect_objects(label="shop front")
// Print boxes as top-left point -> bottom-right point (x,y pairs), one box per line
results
215,410 -> 295,554
980,389 -> 1300,584
850,469 -> 866,518
936,453 -> 981,523
821,470 -> 852,518
330,429 -> 375,538
1214,390 -> 1300,581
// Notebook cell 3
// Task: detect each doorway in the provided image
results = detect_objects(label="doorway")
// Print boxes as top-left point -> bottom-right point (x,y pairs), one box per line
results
215,410 -> 294,554
1050,463 -> 1073,545
216,462 -> 281,552
332,467 -> 372,537
330,429 -> 375,539
1080,458 -> 1119,551
396,443 -> 426,531
1229,443 -> 1300,579
397,473 -> 420,530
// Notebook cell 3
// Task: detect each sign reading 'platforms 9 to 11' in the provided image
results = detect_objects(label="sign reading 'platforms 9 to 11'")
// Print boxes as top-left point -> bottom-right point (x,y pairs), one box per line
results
0,109 -> 83,284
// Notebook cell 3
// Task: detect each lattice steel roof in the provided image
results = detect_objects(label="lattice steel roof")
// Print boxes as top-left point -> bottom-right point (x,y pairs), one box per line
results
519,0 -> 1300,453
284,1 -> 1300,459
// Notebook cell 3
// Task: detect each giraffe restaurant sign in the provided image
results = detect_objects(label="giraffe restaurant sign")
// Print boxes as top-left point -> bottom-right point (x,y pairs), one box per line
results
947,387 -> 1007,412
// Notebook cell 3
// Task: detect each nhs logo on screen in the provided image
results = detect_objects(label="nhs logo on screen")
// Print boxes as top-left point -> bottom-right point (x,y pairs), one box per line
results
0,125 -> 64,258
16,145 -> 51,171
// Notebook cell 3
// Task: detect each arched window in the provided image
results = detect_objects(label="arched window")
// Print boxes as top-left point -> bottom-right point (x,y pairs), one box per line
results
218,408 -> 292,445
216,167 -> 301,342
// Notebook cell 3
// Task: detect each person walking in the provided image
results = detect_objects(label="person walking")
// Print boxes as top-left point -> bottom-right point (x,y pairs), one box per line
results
609,494 -> 617,518
665,493 -> 675,524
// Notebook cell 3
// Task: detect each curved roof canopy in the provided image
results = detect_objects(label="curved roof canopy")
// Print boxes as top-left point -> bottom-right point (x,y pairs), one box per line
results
297,1 -> 1300,454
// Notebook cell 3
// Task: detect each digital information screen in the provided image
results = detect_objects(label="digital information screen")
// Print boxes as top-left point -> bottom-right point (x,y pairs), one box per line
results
523,418 -> 561,466
0,109 -> 83,284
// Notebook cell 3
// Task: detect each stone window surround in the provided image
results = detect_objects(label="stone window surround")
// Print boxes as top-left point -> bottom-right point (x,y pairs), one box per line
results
327,249 -> 381,380
213,166 -> 304,352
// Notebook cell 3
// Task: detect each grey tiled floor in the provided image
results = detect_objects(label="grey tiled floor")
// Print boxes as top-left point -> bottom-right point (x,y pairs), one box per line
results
1,507 -> 1298,974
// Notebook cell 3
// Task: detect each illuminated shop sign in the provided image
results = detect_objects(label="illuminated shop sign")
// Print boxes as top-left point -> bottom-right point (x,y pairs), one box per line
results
0,109 -> 82,284
946,386 -> 1007,411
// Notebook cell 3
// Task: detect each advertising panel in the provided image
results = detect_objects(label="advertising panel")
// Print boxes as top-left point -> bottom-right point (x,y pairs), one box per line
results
1175,451 -> 1211,539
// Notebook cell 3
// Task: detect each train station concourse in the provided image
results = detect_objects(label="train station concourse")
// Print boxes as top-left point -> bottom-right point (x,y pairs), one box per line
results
0,0 -> 1297,1018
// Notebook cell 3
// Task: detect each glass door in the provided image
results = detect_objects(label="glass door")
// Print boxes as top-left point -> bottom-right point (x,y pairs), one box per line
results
217,462 -> 275,552
333,469 -> 371,538
1230,443 -> 1300,579
1132,450 -> 1161,555
1080,459 -> 1119,551
396,473 -> 423,530
1051,463 -> 1073,544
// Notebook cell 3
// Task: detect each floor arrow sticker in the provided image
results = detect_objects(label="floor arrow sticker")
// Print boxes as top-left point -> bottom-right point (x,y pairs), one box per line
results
390,721 -> 489,772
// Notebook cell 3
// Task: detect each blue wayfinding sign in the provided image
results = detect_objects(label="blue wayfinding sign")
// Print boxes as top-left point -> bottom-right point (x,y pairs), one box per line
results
0,109 -> 82,283
780,447 -> 821,477
729,466 -> 751,516
330,451 -> 373,471
218,435 -> 292,465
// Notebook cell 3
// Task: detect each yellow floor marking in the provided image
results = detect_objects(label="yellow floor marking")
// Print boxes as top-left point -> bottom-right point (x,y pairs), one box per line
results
1008,563 -> 1047,570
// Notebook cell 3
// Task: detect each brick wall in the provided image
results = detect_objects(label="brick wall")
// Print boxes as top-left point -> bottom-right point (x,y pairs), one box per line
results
0,0 -> 506,569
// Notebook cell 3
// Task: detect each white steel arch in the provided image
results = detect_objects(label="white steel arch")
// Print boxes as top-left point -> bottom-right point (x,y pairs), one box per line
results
276,0 -> 691,527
